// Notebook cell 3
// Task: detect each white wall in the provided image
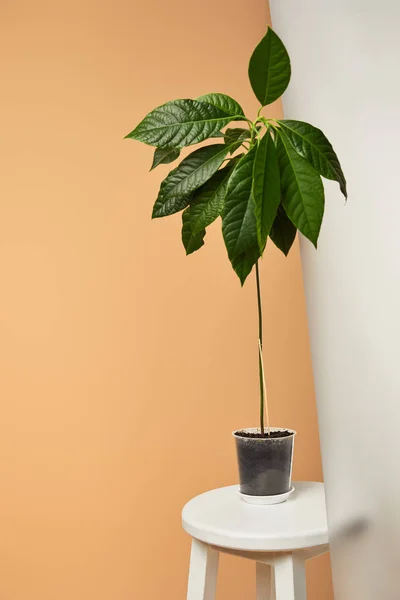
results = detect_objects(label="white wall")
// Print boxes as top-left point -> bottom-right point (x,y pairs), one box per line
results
270,1 -> 400,598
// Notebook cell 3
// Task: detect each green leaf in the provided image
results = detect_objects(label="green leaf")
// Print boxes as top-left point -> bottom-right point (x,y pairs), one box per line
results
248,28 -> 291,106
126,99 -> 238,149
270,204 -> 297,256
224,128 -> 250,154
152,144 -> 230,218
222,147 -> 259,283
253,132 -> 281,252
150,147 -> 180,171
181,207 -> 206,255
196,93 -> 245,120
277,120 -> 347,198
189,157 -> 240,235
231,246 -> 260,286
276,129 -> 325,247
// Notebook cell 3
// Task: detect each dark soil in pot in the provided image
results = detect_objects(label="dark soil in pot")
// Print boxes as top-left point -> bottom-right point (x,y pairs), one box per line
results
233,427 -> 296,496
235,430 -> 293,439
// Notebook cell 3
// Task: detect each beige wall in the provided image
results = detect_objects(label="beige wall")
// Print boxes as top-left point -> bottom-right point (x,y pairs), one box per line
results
0,1 -> 332,598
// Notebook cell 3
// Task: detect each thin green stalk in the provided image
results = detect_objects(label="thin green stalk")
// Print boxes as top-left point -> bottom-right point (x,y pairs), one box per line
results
255,261 -> 264,435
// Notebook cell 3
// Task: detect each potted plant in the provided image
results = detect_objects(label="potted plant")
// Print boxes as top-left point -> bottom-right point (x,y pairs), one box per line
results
126,27 -> 346,504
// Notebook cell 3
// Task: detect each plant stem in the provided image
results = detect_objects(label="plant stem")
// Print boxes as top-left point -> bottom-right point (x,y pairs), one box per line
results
255,261 -> 265,435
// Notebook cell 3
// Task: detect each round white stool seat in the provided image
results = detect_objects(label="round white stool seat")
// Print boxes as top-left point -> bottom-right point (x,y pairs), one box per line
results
182,482 -> 329,599
182,481 -> 328,552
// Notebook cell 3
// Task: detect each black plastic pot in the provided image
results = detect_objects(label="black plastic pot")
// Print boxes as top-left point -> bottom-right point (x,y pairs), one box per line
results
233,427 -> 296,497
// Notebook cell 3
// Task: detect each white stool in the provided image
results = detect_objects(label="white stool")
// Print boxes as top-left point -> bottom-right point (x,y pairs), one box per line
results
182,482 -> 328,600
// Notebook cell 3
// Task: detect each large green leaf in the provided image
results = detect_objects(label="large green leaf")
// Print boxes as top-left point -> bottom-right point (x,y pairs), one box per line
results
152,144 -> 230,218
222,147 -> 259,281
278,120 -> 347,198
126,99 -> 238,149
181,207 -> 206,255
276,130 -> 324,247
253,132 -> 281,252
196,93 -> 245,120
270,204 -> 297,256
248,28 -> 291,106
150,147 -> 180,171
189,157 -> 240,235
224,128 -> 250,154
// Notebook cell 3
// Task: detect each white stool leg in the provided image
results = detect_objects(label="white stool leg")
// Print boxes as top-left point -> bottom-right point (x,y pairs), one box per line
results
187,539 -> 219,600
256,562 -> 275,600
273,554 -> 306,600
